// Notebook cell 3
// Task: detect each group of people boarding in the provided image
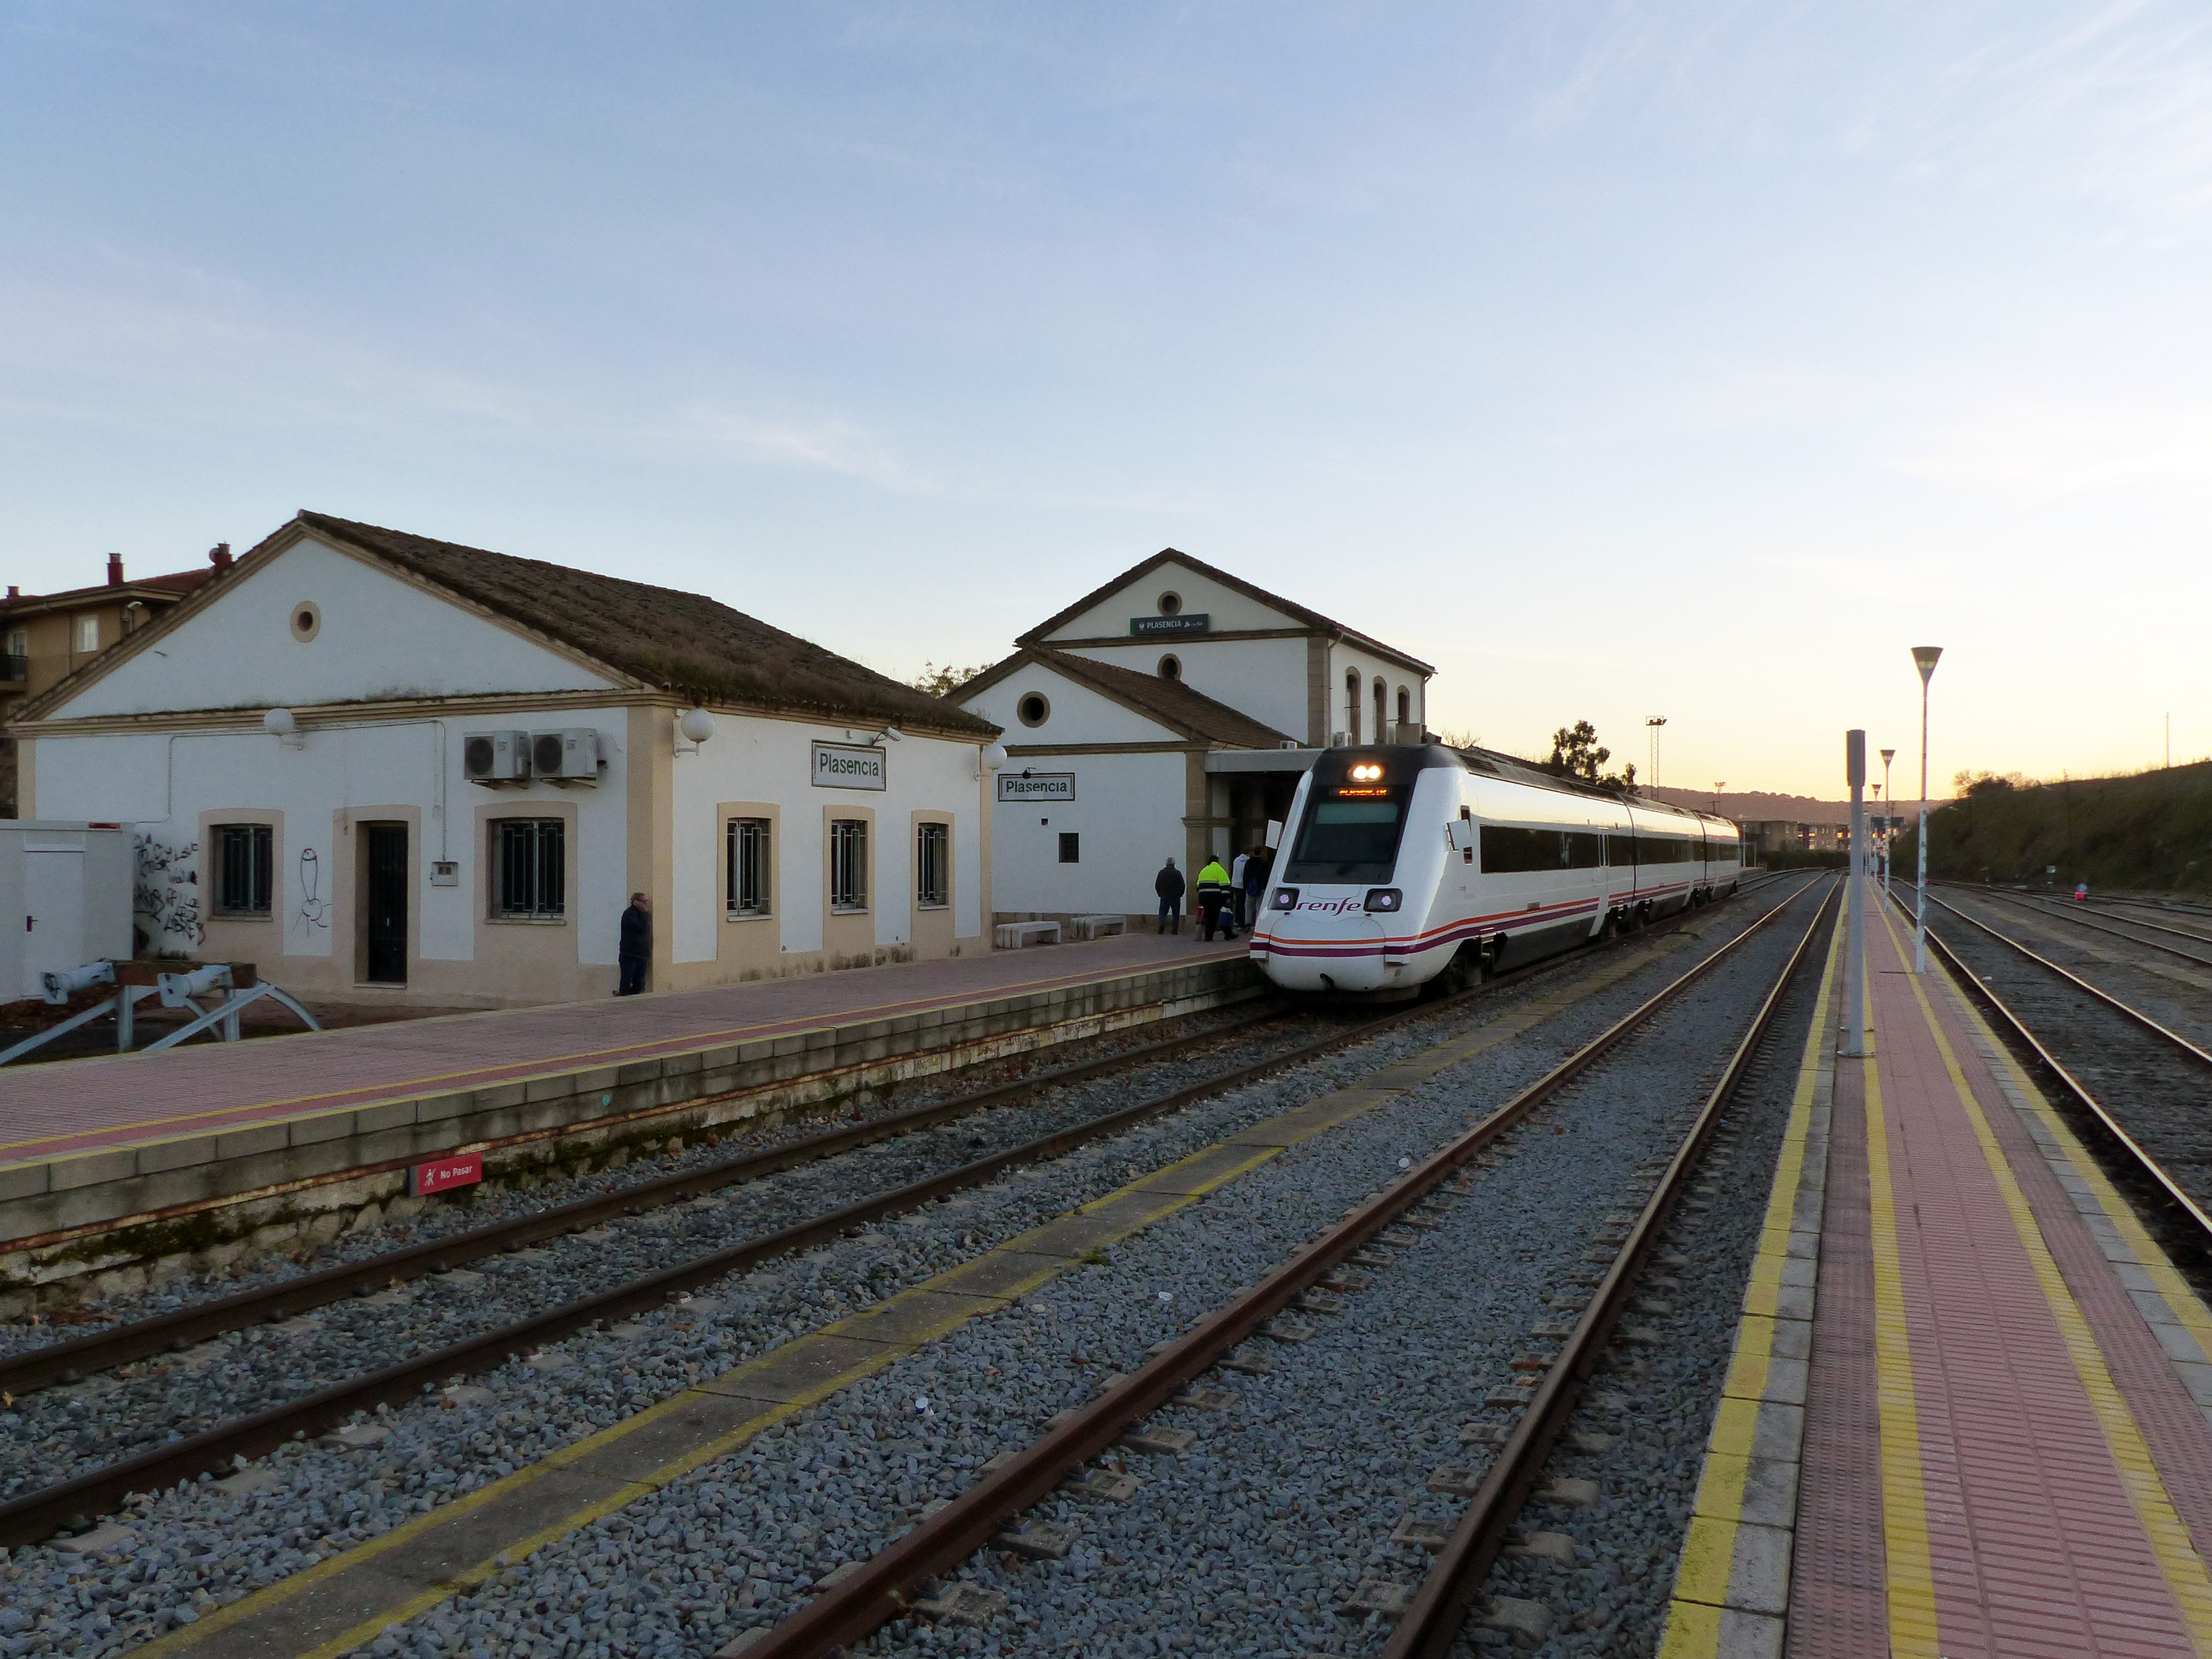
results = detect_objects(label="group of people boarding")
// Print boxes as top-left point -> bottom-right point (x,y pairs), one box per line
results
1153,847 -> 1272,942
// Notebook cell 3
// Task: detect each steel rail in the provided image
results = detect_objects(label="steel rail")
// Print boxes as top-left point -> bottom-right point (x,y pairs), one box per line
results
729,877 -> 1824,1659
0,891 -> 1779,1548
6,885 -> 1772,1401
1383,878 -> 1835,1659
1905,910 -> 2212,1242
1,1001 -> 1306,1397
1954,882 -> 2212,970
1912,890 -> 2212,1068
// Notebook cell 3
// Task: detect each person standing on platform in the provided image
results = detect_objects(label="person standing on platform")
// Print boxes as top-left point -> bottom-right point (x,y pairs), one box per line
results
1155,858 -> 1186,935
617,892 -> 652,995
1196,856 -> 1234,940
1244,846 -> 1268,922
1230,848 -> 1251,931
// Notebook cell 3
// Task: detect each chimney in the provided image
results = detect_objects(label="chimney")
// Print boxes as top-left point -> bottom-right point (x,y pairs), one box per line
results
5,585 -> 17,601
209,542 -> 233,570
106,551 -> 124,587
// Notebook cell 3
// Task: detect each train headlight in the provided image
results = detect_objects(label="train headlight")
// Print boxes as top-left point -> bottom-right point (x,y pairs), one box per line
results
1271,887 -> 1299,910
1348,762 -> 1384,782
1364,888 -> 1402,913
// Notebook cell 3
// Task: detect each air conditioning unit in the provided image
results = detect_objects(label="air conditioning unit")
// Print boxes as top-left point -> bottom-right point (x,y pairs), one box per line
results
463,730 -> 531,785
531,728 -> 601,785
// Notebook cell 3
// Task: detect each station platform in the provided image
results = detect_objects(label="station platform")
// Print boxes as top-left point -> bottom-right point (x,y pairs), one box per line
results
0,934 -> 1253,1306
1664,897 -> 2212,1657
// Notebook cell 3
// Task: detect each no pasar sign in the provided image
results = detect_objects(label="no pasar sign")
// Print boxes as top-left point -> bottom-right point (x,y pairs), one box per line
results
410,1153 -> 485,1197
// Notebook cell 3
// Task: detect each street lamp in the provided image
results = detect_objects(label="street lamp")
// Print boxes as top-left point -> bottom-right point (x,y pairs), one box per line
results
1879,748 -> 1896,899
1645,717 -> 1667,792
1912,648 -> 1942,972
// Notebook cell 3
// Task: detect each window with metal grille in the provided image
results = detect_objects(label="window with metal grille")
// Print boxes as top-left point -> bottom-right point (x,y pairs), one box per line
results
211,824 -> 273,916
1059,832 -> 1080,863
727,817 -> 771,916
829,819 -> 868,912
493,819 -> 565,919
916,822 -> 948,908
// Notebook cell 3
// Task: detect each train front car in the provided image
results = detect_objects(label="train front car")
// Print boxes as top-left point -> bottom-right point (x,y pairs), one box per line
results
1249,746 -> 1462,997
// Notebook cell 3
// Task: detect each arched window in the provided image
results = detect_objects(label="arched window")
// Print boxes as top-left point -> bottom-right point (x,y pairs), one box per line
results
1396,686 -> 1410,730
1344,669 -> 1361,744
1157,654 -> 1181,680
1373,678 -> 1387,746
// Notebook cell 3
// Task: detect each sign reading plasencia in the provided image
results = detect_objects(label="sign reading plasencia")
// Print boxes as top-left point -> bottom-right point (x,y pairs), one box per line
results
812,741 -> 887,790
997,771 -> 1075,803
1129,614 -> 1209,636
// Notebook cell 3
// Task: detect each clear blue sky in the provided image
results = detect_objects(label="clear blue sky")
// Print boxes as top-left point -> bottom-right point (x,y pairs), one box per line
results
5,3 -> 2207,797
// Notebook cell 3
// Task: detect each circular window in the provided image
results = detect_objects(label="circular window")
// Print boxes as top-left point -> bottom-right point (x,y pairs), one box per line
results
1157,655 -> 1181,680
290,601 -> 321,642
1017,693 -> 1051,727
1157,592 -> 1182,616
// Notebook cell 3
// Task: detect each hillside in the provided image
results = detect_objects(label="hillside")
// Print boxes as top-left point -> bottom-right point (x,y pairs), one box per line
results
1891,761 -> 2212,894
1640,786 -> 1948,825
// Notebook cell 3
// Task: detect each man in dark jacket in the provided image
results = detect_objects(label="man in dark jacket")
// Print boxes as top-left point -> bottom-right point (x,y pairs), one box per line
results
617,892 -> 651,995
1154,858 -> 1186,935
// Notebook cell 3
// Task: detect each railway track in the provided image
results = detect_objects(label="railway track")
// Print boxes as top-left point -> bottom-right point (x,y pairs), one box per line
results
1947,881 -> 2212,971
0,881 -> 1793,1549
730,878 -> 1835,1659
1903,888 -> 2212,1241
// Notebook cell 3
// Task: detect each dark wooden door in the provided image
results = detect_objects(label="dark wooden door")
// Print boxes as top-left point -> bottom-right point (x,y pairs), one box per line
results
364,824 -> 408,984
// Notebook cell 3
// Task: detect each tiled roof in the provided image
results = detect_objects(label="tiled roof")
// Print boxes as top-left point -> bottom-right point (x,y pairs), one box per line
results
1017,547 -> 1435,675
953,649 -> 1296,749
296,514 -> 997,736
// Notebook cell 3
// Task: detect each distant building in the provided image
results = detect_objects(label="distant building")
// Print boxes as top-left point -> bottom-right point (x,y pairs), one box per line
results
955,549 -> 1433,925
0,547 -> 231,815
8,513 -> 998,1006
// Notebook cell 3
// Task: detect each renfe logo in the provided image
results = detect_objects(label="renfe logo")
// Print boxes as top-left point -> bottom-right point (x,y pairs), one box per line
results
1295,897 -> 1367,916
410,1153 -> 485,1197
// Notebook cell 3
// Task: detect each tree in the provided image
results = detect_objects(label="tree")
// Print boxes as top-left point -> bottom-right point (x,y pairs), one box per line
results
1549,720 -> 1609,781
1548,720 -> 1639,794
912,661 -> 989,698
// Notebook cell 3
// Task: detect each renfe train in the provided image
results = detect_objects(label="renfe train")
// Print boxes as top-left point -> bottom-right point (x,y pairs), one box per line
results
1250,744 -> 1742,997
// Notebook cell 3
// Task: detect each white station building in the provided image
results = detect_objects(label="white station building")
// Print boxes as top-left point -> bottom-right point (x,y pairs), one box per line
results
7,513 -> 999,1007
956,550 -> 1434,927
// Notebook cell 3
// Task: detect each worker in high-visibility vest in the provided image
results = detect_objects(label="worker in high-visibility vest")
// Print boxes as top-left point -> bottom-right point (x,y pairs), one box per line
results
1195,857 -> 1234,940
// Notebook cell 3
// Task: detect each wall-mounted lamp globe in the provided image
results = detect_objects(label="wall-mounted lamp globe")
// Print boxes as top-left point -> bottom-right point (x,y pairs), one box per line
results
675,708 -> 716,755
264,707 -> 302,749
978,742 -> 1008,780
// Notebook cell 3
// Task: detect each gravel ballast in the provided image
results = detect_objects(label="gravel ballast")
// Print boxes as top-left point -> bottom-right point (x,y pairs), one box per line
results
0,878 -> 1820,1659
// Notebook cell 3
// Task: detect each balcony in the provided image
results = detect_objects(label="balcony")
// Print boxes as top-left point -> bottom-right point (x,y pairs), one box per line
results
0,654 -> 26,685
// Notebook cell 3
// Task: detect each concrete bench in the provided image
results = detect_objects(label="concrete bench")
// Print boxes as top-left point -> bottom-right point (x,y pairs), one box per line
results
994,920 -> 1063,949
1072,915 -> 1127,940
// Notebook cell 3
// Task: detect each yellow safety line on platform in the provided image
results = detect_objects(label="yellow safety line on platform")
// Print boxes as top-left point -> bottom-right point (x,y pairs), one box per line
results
1882,911 -> 2212,1656
1656,908 -> 1842,1658
132,926 -> 1696,1659
0,951 -> 1246,1162
1960,994 -> 2212,1427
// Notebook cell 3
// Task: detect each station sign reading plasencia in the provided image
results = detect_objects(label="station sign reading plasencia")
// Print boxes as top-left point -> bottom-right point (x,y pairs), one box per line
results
811,741 -> 887,790
998,771 -> 1075,803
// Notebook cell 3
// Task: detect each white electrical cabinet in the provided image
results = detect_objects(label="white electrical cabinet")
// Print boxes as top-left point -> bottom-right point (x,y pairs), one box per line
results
0,821 -> 136,1003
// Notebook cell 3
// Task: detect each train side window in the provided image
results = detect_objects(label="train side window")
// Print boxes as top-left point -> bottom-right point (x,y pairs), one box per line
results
1565,831 -> 1603,869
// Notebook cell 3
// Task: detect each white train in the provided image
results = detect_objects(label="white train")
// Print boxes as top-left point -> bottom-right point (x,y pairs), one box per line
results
1250,744 -> 1742,997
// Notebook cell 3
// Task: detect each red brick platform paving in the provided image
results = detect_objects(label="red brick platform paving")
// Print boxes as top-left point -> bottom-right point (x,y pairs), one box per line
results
0,934 -> 1244,1167
1789,915 -> 2211,1657
1787,1036 -> 1887,1658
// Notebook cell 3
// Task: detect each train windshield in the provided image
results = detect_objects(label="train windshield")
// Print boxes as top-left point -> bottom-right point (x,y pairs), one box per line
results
1284,788 -> 1409,882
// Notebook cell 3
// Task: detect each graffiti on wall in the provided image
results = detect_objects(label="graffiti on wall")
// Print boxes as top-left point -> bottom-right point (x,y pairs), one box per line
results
134,834 -> 202,949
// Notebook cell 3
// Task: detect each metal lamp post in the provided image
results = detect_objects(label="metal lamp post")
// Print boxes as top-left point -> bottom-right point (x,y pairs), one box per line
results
1645,717 -> 1667,792
1844,730 -> 1869,1055
1879,748 -> 1896,900
1912,648 -> 1942,972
